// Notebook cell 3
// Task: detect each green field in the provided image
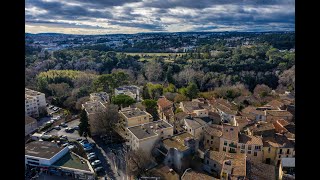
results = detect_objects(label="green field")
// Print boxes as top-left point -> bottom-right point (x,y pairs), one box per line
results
121,52 -> 187,62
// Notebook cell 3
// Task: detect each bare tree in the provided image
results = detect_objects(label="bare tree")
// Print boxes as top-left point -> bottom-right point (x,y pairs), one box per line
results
90,104 -> 120,136
145,61 -> 163,82
253,84 -> 272,98
126,149 -> 153,178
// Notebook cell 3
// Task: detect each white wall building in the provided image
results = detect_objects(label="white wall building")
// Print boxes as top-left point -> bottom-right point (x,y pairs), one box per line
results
126,120 -> 173,153
115,85 -> 140,101
25,141 -> 69,167
25,88 -> 46,118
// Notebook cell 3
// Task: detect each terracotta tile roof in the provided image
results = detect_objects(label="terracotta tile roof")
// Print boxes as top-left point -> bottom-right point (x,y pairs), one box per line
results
246,160 -> 276,180
242,106 -> 265,116
239,134 -> 263,145
235,116 -> 252,124
181,169 -> 214,180
208,150 -> 228,164
157,97 -> 173,109
174,112 -> 188,120
266,110 -> 293,117
148,164 -> 179,180
222,124 -> 239,142
230,153 -> 246,177
262,133 -> 295,148
248,122 -> 275,133
25,116 -> 37,125
204,124 -> 223,137
209,98 -> 238,115
266,100 -> 285,109
181,101 -> 202,113
273,119 -> 289,134
163,108 -> 174,117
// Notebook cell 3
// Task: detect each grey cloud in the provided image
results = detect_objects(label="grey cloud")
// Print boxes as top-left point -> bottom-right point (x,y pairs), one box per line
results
26,20 -> 108,29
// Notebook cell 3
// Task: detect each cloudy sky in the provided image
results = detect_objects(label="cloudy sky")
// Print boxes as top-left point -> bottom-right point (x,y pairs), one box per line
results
25,0 -> 295,35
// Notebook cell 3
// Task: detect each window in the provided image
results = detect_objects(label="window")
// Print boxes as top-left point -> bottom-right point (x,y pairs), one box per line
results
206,160 -> 209,164
230,128 -> 233,131
207,140 -> 209,143
241,145 -> 245,149
213,164 -> 216,168
27,161 -> 40,166
241,150 -> 245,154
255,146 -> 261,150
287,149 -> 290,154
224,141 -> 227,146
211,141 -> 213,144
279,149 -> 283,154
248,151 -> 251,154
248,145 -> 252,150
279,155 -> 281,158
223,147 -> 226,152
268,147 -> 271,153
254,152 -> 257,156
27,158 -> 39,161
211,136 -> 213,139
189,129 -> 191,132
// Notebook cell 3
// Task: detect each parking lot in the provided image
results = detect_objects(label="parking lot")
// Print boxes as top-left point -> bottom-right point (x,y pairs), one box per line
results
46,119 -> 80,141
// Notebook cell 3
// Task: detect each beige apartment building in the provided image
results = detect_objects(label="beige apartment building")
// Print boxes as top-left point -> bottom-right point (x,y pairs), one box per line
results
25,88 -> 46,118
119,107 -> 153,127
238,134 -> 263,163
126,120 -> 173,153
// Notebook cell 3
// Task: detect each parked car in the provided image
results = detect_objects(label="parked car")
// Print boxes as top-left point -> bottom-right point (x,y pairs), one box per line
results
62,143 -> 69,147
68,145 -> 75,149
84,146 -> 93,152
80,139 -> 89,144
60,122 -> 68,127
73,126 -> 79,130
49,105 -> 54,109
56,116 -> 61,120
54,126 -> 61,130
76,138 -> 83,141
94,166 -> 104,172
91,160 -> 101,167
88,155 -> 96,161
53,107 -> 59,111
65,128 -> 74,133
87,152 -> 95,157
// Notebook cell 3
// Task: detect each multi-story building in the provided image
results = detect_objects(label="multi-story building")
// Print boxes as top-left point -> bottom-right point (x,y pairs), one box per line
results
179,101 -> 209,117
159,132 -> 199,173
126,120 -> 173,153
25,116 -> 38,136
183,116 -> 212,139
203,151 -> 246,179
238,134 -> 263,163
241,106 -> 267,121
266,110 -> 294,122
25,141 -> 95,179
25,88 -> 46,118
219,124 -> 239,154
157,97 -> 174,124
119,107 -> 152,127
115,85 -> 140,101
89,92 -> 109,103
209,98 -> 238,123
262,133 -> 295,166
203,124 -> 223,151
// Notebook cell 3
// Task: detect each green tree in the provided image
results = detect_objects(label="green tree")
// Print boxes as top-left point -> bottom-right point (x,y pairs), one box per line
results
79,109 -> 91,138
185,83 -> 199,99
112,94 -> 135,108
142,99 -> 158,119
146,83 -> 164,99
163,83 -> 176,93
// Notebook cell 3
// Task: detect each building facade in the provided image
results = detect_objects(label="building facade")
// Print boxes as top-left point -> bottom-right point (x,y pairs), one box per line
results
25,88 -> 46,118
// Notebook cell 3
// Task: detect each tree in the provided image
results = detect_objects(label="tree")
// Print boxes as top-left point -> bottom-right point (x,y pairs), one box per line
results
112,94 -> 135,108
174,94 -> 189,103
79,109 -> 91,138
253,84 -> 272,98
75,96 -> 90,111
126,149 -> 153,178
90,104 -> 120,136
146,83 -> 164,99
142,99 -> 158,119
185,82 -> 199,99
144,61 -> 163,82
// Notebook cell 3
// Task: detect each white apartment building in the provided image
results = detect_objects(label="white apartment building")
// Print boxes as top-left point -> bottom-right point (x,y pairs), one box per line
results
126,120 -> 173,153
25,88 -> 46,118
115,85 -> 140,101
